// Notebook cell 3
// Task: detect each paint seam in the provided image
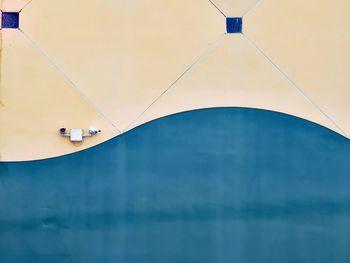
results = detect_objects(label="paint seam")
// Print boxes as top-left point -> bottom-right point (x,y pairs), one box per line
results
242,0 -> 263,17
208,0 -> 226,17
123,34 -> 226,132
242,34 -> 348,138
18,29 -> 121,133
19,0 -> 35,12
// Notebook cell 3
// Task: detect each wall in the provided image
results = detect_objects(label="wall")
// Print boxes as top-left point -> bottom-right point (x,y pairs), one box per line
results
0,108 -> 350,262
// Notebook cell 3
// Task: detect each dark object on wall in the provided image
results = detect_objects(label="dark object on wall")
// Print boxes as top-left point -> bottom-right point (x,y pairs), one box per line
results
2,12 -> 19,29
226,17 -> 243,33
0,108 -> 350,262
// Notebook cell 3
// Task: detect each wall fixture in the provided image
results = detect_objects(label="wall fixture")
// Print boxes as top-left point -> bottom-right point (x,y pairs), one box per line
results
59,127 -> 101,143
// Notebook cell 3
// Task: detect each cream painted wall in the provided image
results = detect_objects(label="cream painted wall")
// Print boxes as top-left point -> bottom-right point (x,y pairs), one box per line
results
1,0 -> 349,161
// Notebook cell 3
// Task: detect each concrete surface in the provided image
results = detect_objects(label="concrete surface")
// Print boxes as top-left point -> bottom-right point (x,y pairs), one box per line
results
1,0 -> 350,160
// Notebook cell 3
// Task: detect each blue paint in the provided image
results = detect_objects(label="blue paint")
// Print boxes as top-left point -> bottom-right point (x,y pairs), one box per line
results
2,12 -> 19,29
226,17 -> 242,33
0,108 -> 350,262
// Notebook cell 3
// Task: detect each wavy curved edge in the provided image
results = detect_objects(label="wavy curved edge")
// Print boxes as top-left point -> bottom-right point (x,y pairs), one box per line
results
2,106 -> 349,163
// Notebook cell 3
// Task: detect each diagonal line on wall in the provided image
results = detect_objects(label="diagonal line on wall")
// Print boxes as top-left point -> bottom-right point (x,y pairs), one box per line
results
123,33 -> 226,132
18,29 -> 121,133
208,0 -> 226,17
242,0 -> 263,17
242,33 -> 348,138
19,0 -> 35,12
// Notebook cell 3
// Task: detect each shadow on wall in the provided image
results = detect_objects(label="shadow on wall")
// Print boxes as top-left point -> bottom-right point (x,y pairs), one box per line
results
0,108 -> 350,263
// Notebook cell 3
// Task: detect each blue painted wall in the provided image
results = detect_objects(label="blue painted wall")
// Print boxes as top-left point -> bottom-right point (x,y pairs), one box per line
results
0,108 -> 350,262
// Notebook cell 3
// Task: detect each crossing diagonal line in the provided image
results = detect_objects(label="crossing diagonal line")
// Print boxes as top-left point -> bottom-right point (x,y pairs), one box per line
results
242,0 -> 263,17
208,0 -> 226,17
18,29 -> 121,133
19,0 -> 35,12
124,34 -> 226,132
242,33 -> 348,138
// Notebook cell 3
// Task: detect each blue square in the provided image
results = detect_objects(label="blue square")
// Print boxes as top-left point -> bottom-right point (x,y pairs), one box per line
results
226,17 -> 242,34
2,12 -> 19,29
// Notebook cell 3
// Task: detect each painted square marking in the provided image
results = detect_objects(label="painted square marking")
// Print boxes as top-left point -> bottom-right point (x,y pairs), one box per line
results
226,17 -> 242,33
2,12 -> 19,29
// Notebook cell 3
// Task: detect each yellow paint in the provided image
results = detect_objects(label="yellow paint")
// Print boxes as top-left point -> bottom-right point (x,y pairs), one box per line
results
1,0 -> 350,161
2,0 -> 28,12
20,0 -> 224,131
210,0 -> 258,16
129,34 -> 342,134
245,0 -> 350,137
0,30 -> 118,161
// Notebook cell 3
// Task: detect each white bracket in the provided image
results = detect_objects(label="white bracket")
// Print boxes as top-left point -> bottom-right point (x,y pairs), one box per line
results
60,127 -> 101,143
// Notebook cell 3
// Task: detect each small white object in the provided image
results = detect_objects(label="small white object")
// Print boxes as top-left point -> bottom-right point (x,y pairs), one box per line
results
70,129 -> 83,142
88,127 -> 100,135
